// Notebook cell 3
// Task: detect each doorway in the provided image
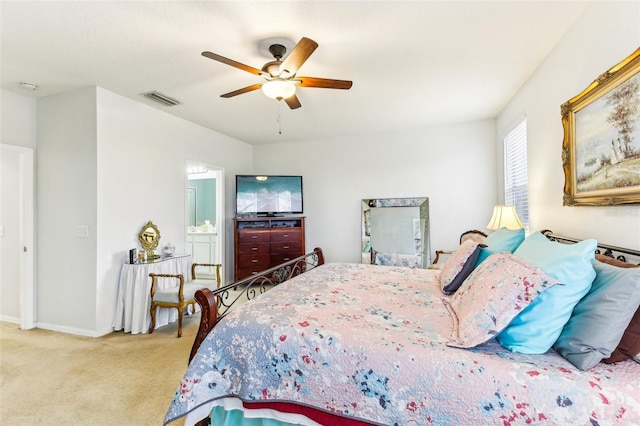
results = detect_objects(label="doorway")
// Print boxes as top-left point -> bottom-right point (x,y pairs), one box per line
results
0,144 -> 35,329
186,162 -> 224,282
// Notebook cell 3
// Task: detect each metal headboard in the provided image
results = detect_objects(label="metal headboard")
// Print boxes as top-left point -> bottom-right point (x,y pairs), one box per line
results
542,230 -> 640,265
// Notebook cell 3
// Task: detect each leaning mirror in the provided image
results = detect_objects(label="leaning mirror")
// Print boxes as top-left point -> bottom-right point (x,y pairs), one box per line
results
361,198 -> 430,268
138,220 -> 161,260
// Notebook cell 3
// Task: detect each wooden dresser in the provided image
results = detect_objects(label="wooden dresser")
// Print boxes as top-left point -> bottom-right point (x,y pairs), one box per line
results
233,216 -> 305,280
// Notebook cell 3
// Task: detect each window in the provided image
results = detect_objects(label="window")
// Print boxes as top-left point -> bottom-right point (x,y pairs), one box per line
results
504,119 -> 529,228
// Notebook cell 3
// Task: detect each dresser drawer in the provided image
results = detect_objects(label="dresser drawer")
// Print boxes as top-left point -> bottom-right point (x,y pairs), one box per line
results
270,229 -> 301,243
237,254 -> 271,268
270,241 -> 302,254
237,242 -> 270,255
238,230 -> 271,243
236,267 -> 270,280
271,253 -> 301,265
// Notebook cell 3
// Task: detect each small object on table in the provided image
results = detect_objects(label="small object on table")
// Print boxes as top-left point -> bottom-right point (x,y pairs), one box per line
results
163,243 -> 175,257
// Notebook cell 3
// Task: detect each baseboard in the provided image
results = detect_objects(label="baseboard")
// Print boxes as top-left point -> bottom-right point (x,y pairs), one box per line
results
35,322 -> 113,338
95,326 -> 115,337
0,315 -> 20,324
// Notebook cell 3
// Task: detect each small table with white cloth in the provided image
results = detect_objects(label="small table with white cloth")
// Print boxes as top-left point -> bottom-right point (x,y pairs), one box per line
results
113,254 -> 193,334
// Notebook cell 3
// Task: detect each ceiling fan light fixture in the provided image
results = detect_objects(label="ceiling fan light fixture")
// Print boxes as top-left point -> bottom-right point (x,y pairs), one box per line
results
262,79 -> 296,101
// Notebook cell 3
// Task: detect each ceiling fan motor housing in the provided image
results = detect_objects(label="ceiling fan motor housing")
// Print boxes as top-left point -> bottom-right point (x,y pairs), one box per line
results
269,44 -> 286,60
262,44 -> 287,77
262,61 -> 282,77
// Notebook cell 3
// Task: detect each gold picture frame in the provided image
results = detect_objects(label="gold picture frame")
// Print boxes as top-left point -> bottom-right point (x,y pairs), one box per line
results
561,47 -> 640,206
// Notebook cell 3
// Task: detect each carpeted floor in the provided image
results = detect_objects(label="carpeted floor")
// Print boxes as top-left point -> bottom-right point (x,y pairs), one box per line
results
0,314 -> 200,426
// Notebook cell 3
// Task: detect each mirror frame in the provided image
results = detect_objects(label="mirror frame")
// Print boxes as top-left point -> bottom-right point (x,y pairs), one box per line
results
361,197 -> 430,268
138,220 -> 161,259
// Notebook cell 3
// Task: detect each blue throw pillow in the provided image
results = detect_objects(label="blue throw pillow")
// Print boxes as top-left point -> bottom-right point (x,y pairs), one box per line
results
475,227 -> 525,265
496,231 -> 596,354
553,260 -> 640,370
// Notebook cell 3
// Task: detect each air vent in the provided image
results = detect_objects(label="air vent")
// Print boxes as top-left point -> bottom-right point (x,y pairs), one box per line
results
141,91 -> 182,107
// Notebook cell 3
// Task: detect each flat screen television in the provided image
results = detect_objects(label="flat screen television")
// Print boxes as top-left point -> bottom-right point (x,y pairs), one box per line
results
235,175 -> 303,217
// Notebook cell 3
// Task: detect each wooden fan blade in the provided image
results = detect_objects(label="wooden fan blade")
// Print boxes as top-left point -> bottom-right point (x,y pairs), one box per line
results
221,84 -> 263,98
279,37 -> 318,77
296,76 -> 353,90
202,51 -> 263,76
284,94 -> 302,109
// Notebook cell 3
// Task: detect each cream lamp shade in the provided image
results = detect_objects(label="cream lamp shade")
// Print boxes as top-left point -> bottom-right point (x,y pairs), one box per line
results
486,205 -> 524,230
261,79 -> 296,100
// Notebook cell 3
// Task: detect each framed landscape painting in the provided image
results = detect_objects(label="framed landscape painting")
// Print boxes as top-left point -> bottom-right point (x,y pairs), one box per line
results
561,47 -> 640,206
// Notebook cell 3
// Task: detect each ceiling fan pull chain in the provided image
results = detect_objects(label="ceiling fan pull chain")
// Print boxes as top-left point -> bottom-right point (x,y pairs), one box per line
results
277,103 -> 282,135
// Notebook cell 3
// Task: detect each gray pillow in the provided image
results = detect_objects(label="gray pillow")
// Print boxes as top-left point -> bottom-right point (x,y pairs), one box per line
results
553,260 -> 640,370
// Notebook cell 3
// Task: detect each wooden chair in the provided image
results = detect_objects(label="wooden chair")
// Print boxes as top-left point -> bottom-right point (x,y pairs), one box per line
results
190,262 -> 222,290
148,263 -> 221,337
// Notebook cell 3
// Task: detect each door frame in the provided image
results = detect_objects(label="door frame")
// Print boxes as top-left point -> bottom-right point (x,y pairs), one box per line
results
1,144 -> 35,329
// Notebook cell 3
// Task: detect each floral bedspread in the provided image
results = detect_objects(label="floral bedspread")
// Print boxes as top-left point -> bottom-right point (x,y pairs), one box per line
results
165,263 -> 640,425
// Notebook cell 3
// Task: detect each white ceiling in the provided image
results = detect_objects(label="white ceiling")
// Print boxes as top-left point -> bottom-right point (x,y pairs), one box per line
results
1,1 -> 587,145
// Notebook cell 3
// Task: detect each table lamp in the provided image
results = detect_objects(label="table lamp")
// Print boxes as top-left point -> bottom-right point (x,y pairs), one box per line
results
486,205 -> 524,230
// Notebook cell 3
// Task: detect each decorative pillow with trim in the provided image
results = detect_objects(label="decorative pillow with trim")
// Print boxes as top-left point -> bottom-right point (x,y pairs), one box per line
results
554,260 -> 640,370
496,231 -> 596,354
475,227 -> 525,266
443,253 -> 561,348
439,239 -> 485,295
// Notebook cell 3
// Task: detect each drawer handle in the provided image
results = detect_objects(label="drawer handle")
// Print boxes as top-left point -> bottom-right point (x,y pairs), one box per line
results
283,257 -> 290,261
251,235 -> 258,239
283,234 -> 289,237
251,259 -> 258,263
251,247 -> 258,251
283,245 -> 289,249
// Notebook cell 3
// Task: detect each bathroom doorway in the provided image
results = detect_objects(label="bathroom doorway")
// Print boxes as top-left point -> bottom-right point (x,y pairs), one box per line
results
186,162 -> 224,281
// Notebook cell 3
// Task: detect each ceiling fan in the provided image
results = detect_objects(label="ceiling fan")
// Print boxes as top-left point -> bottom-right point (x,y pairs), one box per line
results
202,37 -> 352,109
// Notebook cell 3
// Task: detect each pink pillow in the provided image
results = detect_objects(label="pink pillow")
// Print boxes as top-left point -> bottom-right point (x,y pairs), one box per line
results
440,239 -> 483,295
443,253 -> 561,348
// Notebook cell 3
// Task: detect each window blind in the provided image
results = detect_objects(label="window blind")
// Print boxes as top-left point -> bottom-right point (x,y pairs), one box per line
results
504,119 -> 529,228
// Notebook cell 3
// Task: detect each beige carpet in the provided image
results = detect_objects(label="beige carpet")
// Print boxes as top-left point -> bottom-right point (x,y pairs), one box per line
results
0,314 -> 201,426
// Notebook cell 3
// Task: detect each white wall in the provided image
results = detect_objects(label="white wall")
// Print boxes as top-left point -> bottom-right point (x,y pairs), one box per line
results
37,87 -> 98,333
2,86 -> 252,336
1,90 -> 37,148
497,1 -> 640,250
253,119 -> 497,263
95,87 -> 253,334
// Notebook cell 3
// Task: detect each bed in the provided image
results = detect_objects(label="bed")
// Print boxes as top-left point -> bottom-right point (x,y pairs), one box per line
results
164,232 -> 640,426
